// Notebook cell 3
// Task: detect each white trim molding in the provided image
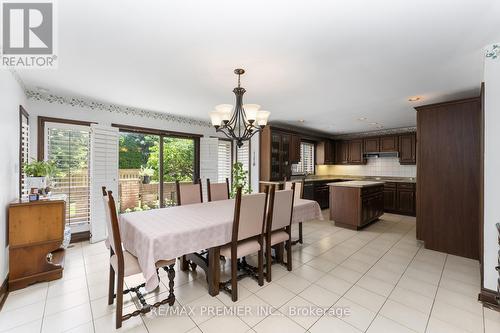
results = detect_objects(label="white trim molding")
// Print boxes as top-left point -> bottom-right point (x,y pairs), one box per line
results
25,90 -> 212,128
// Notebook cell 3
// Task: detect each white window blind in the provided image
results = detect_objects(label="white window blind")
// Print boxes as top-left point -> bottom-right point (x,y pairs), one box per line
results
90,125 -> 119,243
46,123 -> 91,227
295,142 -> 315,174
20,114 -> 29,197
236,140 -> 250,184
199,137 -> 218,202
217,140 -> 232,183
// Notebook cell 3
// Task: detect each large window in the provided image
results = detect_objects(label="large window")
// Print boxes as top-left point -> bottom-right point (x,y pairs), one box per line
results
19,106 -> 29,197
117,125 -> 199,213
45,122 -> 91,228
295,141 -> 315,174
236,140 -> 251,185
217,139 -> 232,183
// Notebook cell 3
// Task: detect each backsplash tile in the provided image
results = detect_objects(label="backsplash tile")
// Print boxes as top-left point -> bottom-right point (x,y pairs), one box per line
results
316,157 -> 416,177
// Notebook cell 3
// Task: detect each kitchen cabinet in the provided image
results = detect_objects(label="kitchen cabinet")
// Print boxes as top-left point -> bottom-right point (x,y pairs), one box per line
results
348,139 -> 365,164
383,182 -> 397,211
399,133 -> 416,164
335,141 -> 349,164
380,135 -> 398,152
329,182 -> 384,230
316,140 -> 335,165
260,126 -> 293,182
314,184 -> 330,209
415,97 -> 481,259
290,134 -> 301,163
383,182 -> 415,216
303,182 -> 314,201
364,137 -> 380,153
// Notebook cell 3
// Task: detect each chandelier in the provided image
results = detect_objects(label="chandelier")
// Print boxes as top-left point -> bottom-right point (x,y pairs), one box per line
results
209,69 -> 270,147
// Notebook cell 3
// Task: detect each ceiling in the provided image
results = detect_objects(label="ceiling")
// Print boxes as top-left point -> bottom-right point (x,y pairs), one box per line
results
17,0 -> 500,134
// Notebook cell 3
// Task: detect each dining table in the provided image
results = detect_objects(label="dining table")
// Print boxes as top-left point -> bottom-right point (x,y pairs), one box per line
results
120,197 -> 323,296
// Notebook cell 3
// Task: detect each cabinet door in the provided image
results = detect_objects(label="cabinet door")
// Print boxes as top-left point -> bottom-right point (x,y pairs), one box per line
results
364,137 -> 380,153
380,135 -> 398,152
281,134 -> 291,180
290,135 -> 301,163
383,187 -> 397,211
270,133 -> 281,180
397,189 -> 415,215
399,134 -> 416,164
348,139 -> 364,164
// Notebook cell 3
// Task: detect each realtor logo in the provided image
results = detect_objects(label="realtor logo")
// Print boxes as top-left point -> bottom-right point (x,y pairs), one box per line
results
1,1 -> 57,68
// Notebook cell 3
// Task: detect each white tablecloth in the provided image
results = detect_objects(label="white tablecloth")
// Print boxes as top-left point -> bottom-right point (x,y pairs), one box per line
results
120,198 -> 323,291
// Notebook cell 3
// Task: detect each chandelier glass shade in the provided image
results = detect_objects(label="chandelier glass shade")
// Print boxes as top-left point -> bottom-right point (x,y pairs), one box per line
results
209,69 -> 270,147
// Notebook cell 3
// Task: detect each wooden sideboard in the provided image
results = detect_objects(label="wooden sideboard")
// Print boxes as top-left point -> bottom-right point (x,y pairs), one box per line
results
8,199 -> 66,290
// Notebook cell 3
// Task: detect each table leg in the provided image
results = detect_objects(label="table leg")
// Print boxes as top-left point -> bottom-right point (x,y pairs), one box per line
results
208,247 -> 220,296
298,222 -> 303,244
180,255 -> 189,271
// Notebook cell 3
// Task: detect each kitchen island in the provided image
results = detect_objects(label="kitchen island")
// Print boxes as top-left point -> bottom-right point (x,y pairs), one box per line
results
328,181 -> 385,230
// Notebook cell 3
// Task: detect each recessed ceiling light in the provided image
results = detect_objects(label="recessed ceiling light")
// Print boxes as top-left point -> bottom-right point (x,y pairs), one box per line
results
358,117 -> 367,121
408,96 -> 421,102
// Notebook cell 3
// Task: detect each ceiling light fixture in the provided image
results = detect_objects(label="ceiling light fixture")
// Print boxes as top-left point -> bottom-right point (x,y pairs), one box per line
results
408,96 -> 421,102
209,69 -> 270,147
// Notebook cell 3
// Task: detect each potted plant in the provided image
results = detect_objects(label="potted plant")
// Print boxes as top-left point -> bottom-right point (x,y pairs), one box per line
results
139,166 -> 155,184
23,160 -> 57,194
230,162 -> 252,198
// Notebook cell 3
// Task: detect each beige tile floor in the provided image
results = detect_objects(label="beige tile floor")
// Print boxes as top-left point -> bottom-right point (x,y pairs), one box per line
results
1,211 -> 499,333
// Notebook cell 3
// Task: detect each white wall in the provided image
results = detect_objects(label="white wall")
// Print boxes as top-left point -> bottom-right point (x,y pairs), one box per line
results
483,44 -> 500,291
0,71 -> 28,283
316,157 -> 417,178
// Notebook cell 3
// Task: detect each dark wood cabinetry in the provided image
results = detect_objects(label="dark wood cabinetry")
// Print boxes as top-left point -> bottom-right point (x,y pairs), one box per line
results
348,139 -> 364,164
335,141 -> 349,164
415,97 -> 481,260
316,140 -> 335,165
398,134 -> 416,164
290,134 -> 301,163
364,137 -> 380,153
330,184 -> 384,230
383,182 -> 416,216
314,183 -> 330,209
380,135 -> 398,152
260,126 -> 299,182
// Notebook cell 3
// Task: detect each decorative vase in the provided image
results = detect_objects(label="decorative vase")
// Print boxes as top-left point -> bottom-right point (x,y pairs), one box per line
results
142,175 -> 151,184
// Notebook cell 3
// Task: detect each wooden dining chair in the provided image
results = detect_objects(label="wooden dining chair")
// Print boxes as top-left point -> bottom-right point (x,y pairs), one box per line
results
219,187 -> 268,301
285,178 -> 304,244
102,187 -> 176,329
265,183 -> 295,282
207,178 -> 230,202
176,179 -> 203,205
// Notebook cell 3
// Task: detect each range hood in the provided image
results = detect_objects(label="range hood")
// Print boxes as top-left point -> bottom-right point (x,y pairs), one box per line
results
363,151 -> 399,158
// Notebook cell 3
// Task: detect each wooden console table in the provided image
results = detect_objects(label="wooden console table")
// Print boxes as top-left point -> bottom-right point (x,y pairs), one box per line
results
8,198 -> 66,290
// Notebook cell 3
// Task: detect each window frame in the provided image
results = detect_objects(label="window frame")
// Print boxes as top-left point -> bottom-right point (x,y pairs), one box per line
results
112,123 -> 201,208
217,138 -> 234,185
19,106 -> 29,198
236,139 -> 251,184
299,140 -> 316,175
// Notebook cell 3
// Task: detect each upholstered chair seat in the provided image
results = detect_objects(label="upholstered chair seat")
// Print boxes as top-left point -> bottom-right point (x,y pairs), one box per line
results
220,238 -> 261,258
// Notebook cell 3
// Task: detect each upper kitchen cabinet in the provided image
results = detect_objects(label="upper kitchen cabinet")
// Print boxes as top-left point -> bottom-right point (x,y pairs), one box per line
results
399,133 -> 416,164
290,134 -> 301,163
316,140 -> 335,165
364,137 -> 380,153
380,135 -> 398,152
348,139 -> 365,164
334,141 -> 349,164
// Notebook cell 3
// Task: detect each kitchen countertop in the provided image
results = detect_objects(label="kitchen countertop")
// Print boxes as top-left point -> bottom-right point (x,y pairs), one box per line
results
327,180 -> 385,188
260,175 -> 416,185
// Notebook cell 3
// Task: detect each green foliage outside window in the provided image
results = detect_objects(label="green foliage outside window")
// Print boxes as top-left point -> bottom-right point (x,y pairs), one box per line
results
230,162 -> 251,197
